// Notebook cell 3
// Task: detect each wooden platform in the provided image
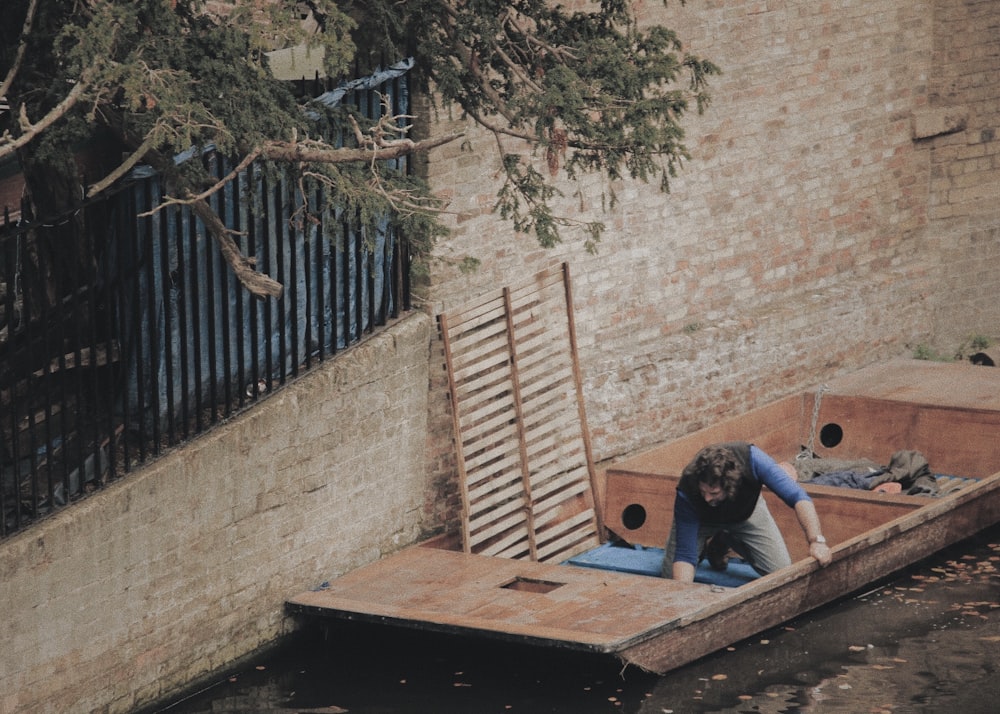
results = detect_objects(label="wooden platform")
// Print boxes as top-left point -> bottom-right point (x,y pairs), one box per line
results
288,543 -> 723,652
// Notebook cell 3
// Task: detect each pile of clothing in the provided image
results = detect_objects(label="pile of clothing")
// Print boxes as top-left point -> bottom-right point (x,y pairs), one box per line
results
793,449 -> 939,496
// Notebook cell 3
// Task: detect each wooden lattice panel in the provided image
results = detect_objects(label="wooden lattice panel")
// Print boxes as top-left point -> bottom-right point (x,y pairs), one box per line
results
438,264 -> 602,563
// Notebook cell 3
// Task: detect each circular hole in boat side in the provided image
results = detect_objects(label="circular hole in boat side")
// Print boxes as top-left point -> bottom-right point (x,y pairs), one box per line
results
621,504 -> 647,530
819,422 -> 844,448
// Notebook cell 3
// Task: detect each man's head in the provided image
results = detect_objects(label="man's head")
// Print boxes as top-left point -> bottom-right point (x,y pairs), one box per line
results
691,444 -> 742,506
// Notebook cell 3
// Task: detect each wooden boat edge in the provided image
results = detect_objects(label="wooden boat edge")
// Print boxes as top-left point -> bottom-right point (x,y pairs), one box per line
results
616,470 -> 1000,671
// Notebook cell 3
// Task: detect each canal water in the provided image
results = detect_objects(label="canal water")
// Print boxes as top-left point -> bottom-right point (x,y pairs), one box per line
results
150,525 -> 998,714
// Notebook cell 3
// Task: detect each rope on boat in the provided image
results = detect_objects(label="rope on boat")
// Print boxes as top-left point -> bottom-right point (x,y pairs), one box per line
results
804,384 -> 829,456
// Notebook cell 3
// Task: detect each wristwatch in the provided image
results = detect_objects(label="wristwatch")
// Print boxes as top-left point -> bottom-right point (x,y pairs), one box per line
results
811,535 -> 827,544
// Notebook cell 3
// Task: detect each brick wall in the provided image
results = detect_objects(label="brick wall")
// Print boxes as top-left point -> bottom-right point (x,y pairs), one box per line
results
0,313 -> 433,714
3,2 -> 998,711
419,0 -> 1000,534
923,0 -> 1000,343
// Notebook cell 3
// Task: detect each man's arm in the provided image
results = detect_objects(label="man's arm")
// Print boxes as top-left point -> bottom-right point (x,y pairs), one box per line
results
667,492 -> 701,581
672,560 -> 696,582
794,499 -> 833,566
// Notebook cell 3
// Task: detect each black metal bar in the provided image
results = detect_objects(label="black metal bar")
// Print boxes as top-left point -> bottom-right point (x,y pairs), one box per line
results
61,215 -> 82,504
116,189 -> 134,472
134,188 -> 150,460
340,216 -> 350,346
312,180 -> 324,362
329,210 -> 340,354
232,159 -> 248,409
354,215 -> 363,342
38,231 -> 58,515
100,198 -> 121,482
176,206 -> 191,440
0,223 -> 13,533
21,243 -> 39,522
247,165 -> 261,400
286,175 -> 299,377
189,205 -> 204,434
159,182 -> 176,446
300,183 -> 313,369
217,155 -> 233,415
87,199 -> 109,482
262,173 -> 274,390
204,157 -> 220,424
142,180 -> 161,456
274,178 -> 287,386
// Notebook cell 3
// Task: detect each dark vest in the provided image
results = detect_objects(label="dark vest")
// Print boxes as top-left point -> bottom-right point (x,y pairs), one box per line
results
677,441 -> 761,524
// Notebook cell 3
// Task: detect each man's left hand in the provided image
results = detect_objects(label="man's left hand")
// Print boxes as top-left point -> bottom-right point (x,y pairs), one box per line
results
810,541 -> 832,567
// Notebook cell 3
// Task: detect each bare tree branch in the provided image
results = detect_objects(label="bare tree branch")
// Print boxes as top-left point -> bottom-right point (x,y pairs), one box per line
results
260,129 -> 464,163
0,77 -> 91,160
86,130 -> 160,197
136,147 -> 261,214
0,0 -> 38,101
189,196 -> 285,299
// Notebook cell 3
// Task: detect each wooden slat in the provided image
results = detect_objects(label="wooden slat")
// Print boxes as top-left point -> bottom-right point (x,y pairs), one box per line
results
458,411 -> 519,444
465,450 -> 521,482
468,496 -> 528,534
477,529 -> 531,559
439,263 -> 601,561
467,482 -> 525,518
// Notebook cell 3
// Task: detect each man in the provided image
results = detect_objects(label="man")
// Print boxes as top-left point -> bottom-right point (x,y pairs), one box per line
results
661,441 -> 833,581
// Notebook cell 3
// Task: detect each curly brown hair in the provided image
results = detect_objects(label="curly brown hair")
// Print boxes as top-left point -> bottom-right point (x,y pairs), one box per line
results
690,444 -> 743,501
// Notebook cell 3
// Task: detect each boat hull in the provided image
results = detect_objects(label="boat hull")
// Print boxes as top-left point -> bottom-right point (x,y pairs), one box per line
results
286,359 -> 1000,674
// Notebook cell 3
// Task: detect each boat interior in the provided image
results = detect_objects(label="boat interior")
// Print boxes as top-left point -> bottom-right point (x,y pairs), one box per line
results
596,363 -> 1000,580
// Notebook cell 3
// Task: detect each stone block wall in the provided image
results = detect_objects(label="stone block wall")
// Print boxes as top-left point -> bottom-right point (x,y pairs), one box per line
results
419,0 -> 1000,535
0,313 -> 433,714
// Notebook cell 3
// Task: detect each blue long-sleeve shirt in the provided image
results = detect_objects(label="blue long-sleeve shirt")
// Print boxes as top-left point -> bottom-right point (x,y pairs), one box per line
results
672,445 -> 811,566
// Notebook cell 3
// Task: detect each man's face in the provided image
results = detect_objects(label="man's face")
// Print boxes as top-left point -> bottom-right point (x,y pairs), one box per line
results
699,482 -> 726,506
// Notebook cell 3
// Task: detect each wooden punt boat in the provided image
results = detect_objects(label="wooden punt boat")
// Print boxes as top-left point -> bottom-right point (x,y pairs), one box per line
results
287,357 -> 1000,674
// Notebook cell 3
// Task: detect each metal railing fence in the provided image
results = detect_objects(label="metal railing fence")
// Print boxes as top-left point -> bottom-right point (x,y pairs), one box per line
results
0,70 -> 412,538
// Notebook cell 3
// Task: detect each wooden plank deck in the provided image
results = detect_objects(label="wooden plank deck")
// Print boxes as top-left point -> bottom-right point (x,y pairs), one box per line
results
286,543 -> 722,652
824,358 -> 1000,410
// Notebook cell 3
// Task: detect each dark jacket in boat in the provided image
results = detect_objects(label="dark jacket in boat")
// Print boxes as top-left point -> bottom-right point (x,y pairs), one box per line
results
677,441 -> 761,525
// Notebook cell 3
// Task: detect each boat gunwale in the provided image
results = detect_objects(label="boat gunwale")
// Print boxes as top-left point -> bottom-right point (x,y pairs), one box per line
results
612,469 -> 1000,661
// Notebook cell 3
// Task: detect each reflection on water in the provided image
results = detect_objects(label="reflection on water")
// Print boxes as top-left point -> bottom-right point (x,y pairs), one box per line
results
150,526 -> 998,714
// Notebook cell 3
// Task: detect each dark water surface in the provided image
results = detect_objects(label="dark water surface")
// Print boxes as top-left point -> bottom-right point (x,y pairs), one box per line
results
151,525 -> 999,714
